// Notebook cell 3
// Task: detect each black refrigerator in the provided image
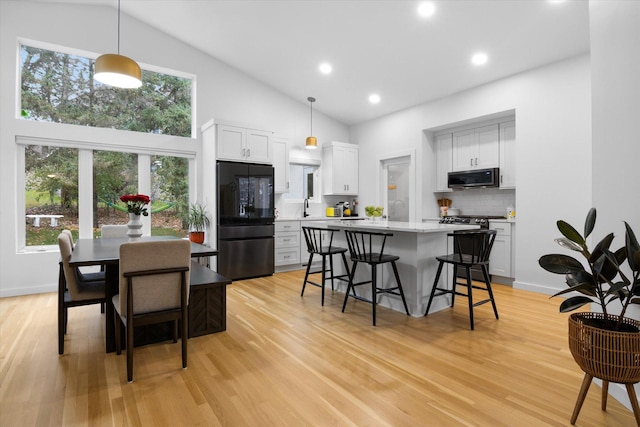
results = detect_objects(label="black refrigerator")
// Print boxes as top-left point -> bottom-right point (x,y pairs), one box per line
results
217,161 -> 275,280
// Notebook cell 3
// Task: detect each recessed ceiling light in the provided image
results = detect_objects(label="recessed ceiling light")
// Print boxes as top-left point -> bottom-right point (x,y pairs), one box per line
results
417,2 -> 436,18
319,63 -> 332,75
548,0 -> 566,4
368,94 -> 381,104
471,52 -> 488,66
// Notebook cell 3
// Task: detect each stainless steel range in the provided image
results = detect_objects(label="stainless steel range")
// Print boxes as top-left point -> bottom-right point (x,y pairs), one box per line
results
439,215 -> 505,280
439,215 -> 506,227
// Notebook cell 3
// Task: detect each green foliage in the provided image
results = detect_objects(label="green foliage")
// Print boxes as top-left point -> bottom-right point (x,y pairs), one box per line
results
20,45 -> 192,137
187,203 -> 210,232
538,208 -> 640,330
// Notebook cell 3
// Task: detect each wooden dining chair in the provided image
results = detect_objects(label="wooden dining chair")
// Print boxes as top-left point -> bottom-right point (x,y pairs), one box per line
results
57,232 -> 106,354
113,240 -> 191,382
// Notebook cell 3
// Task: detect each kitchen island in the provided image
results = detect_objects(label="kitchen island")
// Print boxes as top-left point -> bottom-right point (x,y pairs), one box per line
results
316,219 -> 479,317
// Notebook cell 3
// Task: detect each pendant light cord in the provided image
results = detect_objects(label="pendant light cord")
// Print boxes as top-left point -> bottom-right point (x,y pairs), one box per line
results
310,100 -> 313,134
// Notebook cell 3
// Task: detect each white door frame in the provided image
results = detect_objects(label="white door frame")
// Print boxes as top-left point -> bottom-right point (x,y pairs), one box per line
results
376,149 -> 416,223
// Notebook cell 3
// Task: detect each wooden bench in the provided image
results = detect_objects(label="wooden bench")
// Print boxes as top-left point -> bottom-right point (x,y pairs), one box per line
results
26,214 -> 64,227
188,261 -> 232,337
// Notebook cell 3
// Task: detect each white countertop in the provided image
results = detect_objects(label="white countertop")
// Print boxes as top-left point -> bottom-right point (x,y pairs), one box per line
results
276,216 -> 364,222
318,219 -> 480,234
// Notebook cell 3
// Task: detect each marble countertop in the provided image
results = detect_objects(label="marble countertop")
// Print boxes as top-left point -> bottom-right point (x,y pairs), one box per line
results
316,219 -> 480,234
276,216 -> 364,222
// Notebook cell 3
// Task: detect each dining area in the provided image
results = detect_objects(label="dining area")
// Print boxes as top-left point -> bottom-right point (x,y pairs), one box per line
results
57,231 -> 230,382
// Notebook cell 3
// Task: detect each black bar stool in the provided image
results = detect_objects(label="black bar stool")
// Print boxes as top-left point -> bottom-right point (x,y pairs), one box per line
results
301,226 -> 351,306
425,229 -> 498,330
342,229 -> 409,326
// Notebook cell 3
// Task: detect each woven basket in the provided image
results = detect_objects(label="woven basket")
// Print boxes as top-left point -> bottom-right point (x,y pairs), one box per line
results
568,312 -> 640,384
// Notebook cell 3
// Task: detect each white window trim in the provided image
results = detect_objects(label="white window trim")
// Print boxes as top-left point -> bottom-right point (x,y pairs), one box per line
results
17,37 -> 197,139
17,135 -> 196,252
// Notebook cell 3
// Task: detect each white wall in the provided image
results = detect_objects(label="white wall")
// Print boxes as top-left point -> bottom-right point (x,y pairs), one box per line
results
350,54 -> 593,296
0,1 -> 349,296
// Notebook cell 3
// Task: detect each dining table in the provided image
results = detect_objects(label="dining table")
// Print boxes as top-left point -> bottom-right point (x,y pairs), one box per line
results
68,236 -> 218,353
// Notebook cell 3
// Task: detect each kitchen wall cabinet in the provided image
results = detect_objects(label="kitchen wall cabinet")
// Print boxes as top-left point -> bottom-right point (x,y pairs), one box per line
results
272,136 -> 289,193
489,221 -> 513,278
499,121 -> 516,189
435,133 -> 453,192
452,124 -> 499,172
323,141 -> 358,195
275,221 -> 300,269
216,124 -> 272,164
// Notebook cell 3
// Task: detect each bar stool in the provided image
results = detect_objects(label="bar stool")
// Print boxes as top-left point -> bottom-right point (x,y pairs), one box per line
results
425,229 -> 498,330
301,226 -> 351,306
342,229 -> 409,326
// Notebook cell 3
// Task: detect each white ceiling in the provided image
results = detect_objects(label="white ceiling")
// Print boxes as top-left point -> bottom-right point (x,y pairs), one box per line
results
31,0 -> 590,125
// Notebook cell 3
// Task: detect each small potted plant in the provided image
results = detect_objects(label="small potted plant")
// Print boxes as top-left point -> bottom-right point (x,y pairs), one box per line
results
187,202 -> 210,244
538,208 -> 640,424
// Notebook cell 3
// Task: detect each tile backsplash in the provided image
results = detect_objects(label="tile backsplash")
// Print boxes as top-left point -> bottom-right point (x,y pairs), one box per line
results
440,188 -> 515,217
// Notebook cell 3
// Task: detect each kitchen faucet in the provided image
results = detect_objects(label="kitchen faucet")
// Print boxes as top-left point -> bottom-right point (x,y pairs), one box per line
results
303,198 -> 310,217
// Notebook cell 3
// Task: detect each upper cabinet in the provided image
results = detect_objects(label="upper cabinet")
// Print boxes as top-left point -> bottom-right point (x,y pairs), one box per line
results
499,121 -> 516,189
435,133 -> 453,192
322,141 -> 358,195
216,124 -> 272,164
272,136 -> 289,193
452,124 -> 499,171
432,117 -> 516,192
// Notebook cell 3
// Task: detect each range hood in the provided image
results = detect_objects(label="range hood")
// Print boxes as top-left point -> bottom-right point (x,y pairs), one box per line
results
448,168 -> 499,189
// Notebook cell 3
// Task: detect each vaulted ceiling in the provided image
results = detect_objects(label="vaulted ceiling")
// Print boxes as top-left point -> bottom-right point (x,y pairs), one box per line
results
30,0 -> 590,125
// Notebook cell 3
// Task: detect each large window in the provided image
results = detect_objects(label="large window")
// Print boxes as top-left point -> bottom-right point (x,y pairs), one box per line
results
25,145 -> 79,245
20,43 -> 193,137
21,140 -> 192,248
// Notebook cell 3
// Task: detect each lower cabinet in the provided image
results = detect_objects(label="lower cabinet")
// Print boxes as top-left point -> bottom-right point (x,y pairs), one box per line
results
489,222 -> 513,279
275,221 -> 301,270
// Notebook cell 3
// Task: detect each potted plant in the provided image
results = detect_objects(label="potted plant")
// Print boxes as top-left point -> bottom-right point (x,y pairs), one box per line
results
187,202 -> 210,244
538,208 -> 640,424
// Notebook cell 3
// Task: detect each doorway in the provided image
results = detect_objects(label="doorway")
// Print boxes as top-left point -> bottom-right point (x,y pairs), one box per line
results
378,151 -> 415,222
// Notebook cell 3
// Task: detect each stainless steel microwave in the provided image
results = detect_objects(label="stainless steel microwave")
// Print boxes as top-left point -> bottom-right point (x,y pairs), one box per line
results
448,168 -> 499,189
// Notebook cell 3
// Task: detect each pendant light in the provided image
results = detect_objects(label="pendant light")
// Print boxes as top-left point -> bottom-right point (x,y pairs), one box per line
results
305,96 -> 317,149
94,0 -> 142,89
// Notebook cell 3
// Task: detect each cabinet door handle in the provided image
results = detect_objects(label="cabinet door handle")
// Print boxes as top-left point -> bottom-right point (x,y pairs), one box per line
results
247,149 -> 251,158
242,148 -> 246,157
475,157 -> 478,166
470,158 -> 473,167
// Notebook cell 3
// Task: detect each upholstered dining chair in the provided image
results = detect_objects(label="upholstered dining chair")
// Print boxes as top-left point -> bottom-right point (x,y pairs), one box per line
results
57,232 -> 106,355
101,224 -> 128,238
113,239 -> 191,382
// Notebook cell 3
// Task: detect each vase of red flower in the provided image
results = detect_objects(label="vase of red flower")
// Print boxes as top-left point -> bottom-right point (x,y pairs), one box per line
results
120,194 -> 149,240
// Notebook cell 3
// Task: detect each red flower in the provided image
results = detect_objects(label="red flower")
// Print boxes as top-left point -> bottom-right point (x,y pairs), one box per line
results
119,194 -> 150,216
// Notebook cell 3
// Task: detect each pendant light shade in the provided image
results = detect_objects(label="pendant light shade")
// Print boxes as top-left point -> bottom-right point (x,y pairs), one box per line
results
306,96 -> 317,150
94,0 -> 142,89
95,54 -> 141,88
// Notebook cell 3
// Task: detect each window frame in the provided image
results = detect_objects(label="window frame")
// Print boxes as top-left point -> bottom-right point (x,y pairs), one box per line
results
17,37 -> 198,139
17,136 -> 196,253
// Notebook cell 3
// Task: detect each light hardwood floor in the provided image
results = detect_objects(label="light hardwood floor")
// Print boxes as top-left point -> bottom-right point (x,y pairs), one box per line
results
0,270 -> 637,426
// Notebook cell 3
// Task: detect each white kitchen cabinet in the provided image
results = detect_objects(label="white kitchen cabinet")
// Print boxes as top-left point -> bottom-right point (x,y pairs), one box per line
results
216,124 -> 272,164
275,221 -> 300,268
499,121 -> 516,189
435,133 -> 453,192
272,136 -> 289,193
323,141 -> 359,195
452,124 -> 499,171
489,222 -> 513,278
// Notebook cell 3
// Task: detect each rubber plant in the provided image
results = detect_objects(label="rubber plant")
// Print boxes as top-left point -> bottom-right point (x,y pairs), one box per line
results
539,208 -> 640,331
